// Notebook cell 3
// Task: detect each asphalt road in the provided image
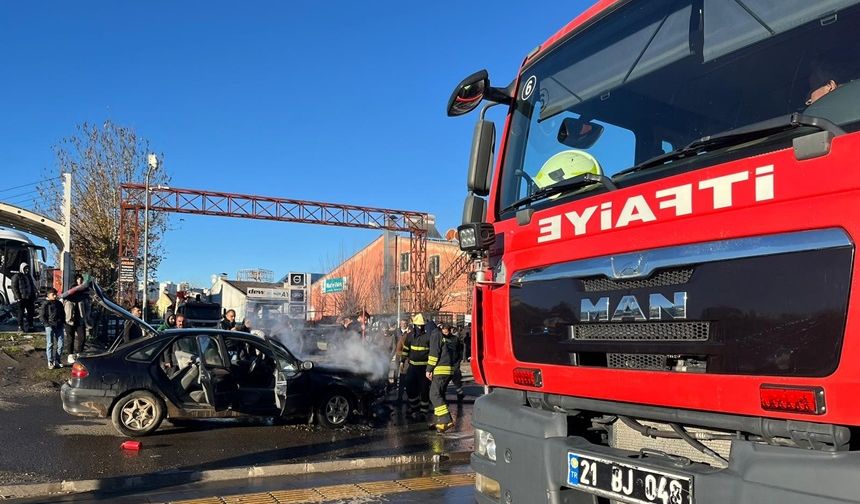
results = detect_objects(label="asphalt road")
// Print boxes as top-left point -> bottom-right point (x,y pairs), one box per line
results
0,383 -> 478,486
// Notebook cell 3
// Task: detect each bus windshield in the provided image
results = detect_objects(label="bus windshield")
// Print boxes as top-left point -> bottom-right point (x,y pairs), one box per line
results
498,0 -> 860,218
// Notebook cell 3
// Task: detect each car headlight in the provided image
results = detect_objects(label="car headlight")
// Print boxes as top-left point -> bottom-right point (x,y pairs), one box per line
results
475,428 -> 497,461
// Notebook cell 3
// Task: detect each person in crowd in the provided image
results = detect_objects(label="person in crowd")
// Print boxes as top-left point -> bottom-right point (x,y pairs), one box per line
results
11,263 -> 37,333
220,309 -> 236,330
157,314 -> 176,331
61,274 -> 91,358
395,317 -> 412,405
156,288 -> 173,319
462,323 -> 472,362
450,325 -> 466,401
402,313 -> 433,420
427,322 -> 458,432
175,314 -> 188,328
356,310 -> 370,339
122,306 -> 144,343
40,287 -> 65,369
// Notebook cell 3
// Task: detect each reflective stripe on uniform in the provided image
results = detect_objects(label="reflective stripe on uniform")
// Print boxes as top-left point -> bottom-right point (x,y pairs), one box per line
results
434,404 -> 449,416
433,365 -> 453,375
409,360 -> 428,365
410,345 -> 429,351
427,356 -> 439,365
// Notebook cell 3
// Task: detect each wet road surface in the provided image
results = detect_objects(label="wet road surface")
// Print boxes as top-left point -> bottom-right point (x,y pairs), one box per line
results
8,464 -> 477,503
0,383 -> 478,485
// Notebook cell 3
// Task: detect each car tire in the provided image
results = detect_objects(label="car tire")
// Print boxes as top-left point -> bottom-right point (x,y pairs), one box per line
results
111,390 -> 165,437
316,389 -> 352,429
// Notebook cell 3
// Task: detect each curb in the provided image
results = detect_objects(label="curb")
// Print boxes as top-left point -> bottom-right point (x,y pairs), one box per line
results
0,451 -> 473,500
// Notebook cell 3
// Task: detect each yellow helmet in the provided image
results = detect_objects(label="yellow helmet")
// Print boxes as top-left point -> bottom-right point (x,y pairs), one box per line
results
412,313 -> 425,326
534,149 -> 602,190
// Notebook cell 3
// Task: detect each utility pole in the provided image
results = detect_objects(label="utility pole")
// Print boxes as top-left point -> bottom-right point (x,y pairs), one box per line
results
61,172 -> 73,292
395,234 -> 401,324
142,154 -> 159,321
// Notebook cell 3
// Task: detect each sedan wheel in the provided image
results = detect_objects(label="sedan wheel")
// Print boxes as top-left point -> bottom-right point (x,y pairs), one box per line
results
121,398 -> 156,431
316,390 -> 352,428
111,391 -> 165,437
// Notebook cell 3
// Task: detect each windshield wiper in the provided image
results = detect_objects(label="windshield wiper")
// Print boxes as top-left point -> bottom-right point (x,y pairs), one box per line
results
502,172 -> 617,213
615,113 -> 845,178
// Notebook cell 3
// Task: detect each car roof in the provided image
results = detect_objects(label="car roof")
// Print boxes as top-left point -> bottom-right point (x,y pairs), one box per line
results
159,328 -> 295,355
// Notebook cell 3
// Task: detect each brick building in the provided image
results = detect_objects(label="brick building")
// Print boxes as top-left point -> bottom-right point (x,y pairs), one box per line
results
308,232 -> 469,320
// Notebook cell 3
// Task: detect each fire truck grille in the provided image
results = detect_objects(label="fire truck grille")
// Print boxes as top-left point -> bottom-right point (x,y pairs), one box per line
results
571,322 -> 710,341
582,267 -> 693,292
607,353 -> 667,370
609,419 -> 732,467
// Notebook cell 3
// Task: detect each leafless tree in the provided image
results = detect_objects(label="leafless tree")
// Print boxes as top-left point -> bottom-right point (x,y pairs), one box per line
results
37,121 -> 170,288
316,244 -> 384,318
424,247 -> 470,312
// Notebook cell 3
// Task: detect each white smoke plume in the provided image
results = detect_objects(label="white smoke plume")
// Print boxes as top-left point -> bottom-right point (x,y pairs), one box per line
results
251,312 -> 398,383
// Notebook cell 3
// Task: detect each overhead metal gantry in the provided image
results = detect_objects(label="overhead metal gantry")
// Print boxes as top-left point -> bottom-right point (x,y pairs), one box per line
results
118,183 -> 432,311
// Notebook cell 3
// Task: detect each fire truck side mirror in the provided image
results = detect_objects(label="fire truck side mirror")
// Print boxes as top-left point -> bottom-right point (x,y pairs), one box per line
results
447,69 -> 490,117
462,194 -> 487,225
468,119 -> 495,196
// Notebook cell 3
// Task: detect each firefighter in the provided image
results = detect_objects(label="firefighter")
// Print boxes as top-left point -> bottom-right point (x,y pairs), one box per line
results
394,317 -> 412,404
402,313 -> 432,419
427,322 -> 458,432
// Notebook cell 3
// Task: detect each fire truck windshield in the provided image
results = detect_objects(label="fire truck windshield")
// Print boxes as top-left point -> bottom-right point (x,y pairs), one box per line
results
498,0 -> 860,218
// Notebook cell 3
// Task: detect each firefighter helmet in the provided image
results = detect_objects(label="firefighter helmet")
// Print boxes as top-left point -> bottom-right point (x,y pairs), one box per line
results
533,149 -> 602,190
412,313 -> 425,326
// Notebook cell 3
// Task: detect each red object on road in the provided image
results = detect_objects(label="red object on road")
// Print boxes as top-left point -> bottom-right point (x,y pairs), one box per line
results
120,441 -> 141,451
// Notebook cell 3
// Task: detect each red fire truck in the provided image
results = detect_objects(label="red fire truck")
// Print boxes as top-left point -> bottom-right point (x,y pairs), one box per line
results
449,1 -> 860,503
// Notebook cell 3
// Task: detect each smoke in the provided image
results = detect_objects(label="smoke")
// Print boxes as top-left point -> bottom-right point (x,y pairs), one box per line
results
251,312 -> 397,383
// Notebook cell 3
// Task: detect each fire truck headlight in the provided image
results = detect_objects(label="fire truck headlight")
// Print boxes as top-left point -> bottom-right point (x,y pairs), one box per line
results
457,223 -> 495,253
475,428 -> 497,461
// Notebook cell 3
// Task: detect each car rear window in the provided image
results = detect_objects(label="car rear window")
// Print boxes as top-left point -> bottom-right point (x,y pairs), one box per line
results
127,341 -> 165,362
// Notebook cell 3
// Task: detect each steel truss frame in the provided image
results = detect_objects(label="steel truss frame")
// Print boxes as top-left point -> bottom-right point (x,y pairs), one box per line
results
118,184 -> 430,311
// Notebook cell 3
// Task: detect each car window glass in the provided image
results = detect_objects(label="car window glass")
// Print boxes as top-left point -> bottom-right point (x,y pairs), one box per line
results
198,335 -> 225,367
127,341 -> 164,362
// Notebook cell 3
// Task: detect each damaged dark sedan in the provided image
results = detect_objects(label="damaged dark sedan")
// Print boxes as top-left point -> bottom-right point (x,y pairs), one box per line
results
60,284 -> 386,436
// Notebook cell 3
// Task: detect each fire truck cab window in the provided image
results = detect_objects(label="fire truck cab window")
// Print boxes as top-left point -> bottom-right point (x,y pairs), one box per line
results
498,0 -> 860,218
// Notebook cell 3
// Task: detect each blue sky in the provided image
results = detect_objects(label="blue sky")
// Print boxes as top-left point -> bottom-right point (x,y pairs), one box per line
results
0,1 -> 591,286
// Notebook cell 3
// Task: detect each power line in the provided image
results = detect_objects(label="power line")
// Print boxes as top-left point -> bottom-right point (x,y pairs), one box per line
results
2,195 -> 41,207
0,188 -> 41,201
0,178 -> 46,192
0,178 -> 56,194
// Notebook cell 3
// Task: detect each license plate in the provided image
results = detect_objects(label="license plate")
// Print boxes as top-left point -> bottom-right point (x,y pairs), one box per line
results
566,452 -> 693,504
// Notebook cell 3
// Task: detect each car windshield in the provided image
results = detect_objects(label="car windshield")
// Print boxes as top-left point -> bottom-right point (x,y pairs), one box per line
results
498,0 -> 860,217
183,303 -> 221,320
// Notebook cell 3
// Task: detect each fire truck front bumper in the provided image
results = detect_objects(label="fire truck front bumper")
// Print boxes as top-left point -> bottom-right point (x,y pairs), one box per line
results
471,388 -> 860,504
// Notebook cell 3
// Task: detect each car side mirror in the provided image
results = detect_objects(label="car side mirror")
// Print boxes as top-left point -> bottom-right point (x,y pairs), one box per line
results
301,361 -> 314,371
558,118 -> 604,149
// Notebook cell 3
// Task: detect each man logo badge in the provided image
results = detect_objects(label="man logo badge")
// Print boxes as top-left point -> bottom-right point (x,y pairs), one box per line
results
580,292 -> 687,322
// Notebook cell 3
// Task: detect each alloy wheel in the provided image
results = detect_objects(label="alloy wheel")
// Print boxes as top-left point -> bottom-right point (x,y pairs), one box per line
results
120,398 -> 156,431
325,395 -> 349,425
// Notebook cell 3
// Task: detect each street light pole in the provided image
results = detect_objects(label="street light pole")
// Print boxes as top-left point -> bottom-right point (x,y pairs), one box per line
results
395,234 -> 401,324
388,215 -> 401,325
142,154 -> 158,321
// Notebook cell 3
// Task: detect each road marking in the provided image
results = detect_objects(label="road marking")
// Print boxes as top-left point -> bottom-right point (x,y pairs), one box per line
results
172,472 -> 475,504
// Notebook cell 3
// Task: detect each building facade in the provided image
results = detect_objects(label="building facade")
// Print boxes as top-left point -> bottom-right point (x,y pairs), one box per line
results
308,233 -> 469,320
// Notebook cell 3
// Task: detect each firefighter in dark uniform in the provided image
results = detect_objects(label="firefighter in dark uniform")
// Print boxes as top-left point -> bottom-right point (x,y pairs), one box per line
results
402,313 -> 432,419
427,322 -> 457,432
